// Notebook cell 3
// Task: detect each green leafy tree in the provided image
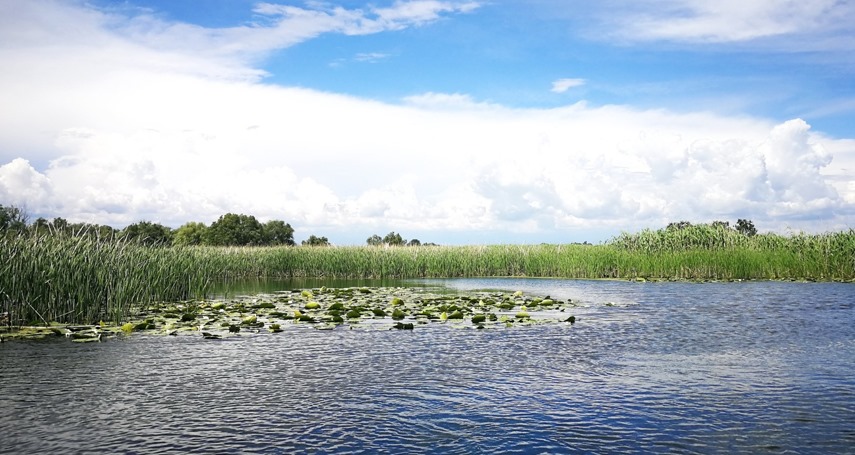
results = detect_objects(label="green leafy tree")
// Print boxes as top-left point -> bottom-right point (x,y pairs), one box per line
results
50,217 -> 70,234
302,235 -> 330,246
383,231 -> 406,246
407,239 -> 421,246
263,220 -> 295,246
121,221 -> 173,246
367,234 -> 383,246
174,222 -> 208,246
711,220 -> 731,230
666,221 -> 692,231
96,224 -> 118,240
0,204 -> 27,233
30,217 -> 51,235
735,219 -> 757,237
204,213 -> 264,246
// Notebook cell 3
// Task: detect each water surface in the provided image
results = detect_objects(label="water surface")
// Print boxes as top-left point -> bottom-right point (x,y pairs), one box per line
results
2,279 -> 853,453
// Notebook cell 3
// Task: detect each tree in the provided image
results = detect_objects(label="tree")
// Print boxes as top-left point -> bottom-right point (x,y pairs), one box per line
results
735,219 -> 757,237
174,222 -> 208,246
0,204 -> 27,233
263,220 -> 295,246
711,220 -> 730,230
96,224 -> 118,240
666,221 -> 692,231
50,217 -> 69,235
407,239 -> 421,246
302,235 -> 330,246
30,217 -> 51,235
204,213 -> 264,246
383,231 -> 406,246
121,221 -> 173,246
367,234 -> 383,246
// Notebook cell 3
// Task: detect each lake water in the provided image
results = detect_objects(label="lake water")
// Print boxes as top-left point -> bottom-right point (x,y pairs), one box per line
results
2,279 -> 853,453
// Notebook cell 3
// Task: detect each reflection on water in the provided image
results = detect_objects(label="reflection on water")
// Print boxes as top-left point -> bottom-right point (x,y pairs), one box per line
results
1,279 -> 853,453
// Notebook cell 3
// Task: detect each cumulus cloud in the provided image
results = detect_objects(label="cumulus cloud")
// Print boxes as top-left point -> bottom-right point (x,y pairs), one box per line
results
1,0 -> 853,242
551,78 -> 585,93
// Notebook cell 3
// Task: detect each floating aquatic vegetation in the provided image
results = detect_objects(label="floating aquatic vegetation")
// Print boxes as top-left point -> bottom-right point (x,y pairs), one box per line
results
0,286 -> 581,341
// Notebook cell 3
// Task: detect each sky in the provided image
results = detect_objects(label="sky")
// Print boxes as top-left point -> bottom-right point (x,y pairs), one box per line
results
1,0 -> 855,245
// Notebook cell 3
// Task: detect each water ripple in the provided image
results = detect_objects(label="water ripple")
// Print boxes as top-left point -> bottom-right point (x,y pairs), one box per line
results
2,281 -> 854,453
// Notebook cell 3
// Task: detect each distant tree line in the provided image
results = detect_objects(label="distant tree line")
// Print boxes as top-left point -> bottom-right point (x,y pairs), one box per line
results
3,204 -> 444,248
0,205 -> 296,247
366,231 -> 438,247
666,219 -> 757,237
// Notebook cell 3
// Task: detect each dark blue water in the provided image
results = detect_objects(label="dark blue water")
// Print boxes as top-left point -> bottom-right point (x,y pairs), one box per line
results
2,279 -> 853,453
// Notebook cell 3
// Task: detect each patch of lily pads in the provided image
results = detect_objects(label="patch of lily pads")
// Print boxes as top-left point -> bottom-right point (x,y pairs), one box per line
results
0,287 -> 579,342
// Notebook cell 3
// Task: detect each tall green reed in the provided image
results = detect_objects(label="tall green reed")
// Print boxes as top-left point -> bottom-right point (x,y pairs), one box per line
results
3,228 -> 852,325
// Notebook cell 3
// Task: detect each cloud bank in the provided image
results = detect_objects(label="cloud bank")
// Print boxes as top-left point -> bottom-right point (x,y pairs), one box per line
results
1,1 -> 853,244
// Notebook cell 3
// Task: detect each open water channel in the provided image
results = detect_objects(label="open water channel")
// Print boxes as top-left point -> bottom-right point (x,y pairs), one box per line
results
1,278 -> 853,453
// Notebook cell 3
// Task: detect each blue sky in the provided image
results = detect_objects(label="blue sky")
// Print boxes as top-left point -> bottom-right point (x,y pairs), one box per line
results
1,0 -> 855,244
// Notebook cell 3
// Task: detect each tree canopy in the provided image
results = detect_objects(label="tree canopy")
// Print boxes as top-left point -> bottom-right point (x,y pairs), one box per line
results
302,235 -> 330,246
173,222 -> 208,246
121,221 -> 173,246
263,220 -> 295,246
0,204 -> 27,233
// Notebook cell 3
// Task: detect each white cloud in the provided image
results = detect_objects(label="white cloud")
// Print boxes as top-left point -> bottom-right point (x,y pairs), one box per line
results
1,0 -> 854,243
116,0 -> 481,65
551,78 -> 585,93
598,0 -> 855,45
354,52 -> 392,63
0,0 -> 480,82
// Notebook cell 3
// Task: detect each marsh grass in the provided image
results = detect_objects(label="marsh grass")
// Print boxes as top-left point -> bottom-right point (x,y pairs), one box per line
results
2,227 -> 853,325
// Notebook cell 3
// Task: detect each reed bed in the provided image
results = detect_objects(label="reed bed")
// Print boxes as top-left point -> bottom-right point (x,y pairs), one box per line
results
2,228 -> 853,325
1,234 -> 216,326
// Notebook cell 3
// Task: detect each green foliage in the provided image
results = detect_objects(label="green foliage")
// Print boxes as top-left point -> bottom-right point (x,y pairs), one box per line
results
302,235 -> 330,246
2,211 -> 853,327
0,204 -> 28,233
205,213 -> 264,246
263,220 -> 295,246
736,219 -> 757,237
26,216 -> 117,241
383,231 -> 406,246
367,232 -> 432,246
174,222 -> 208,246
121,221 -> 173,246
0,233 -> 213,325
666,221 -> 692,231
